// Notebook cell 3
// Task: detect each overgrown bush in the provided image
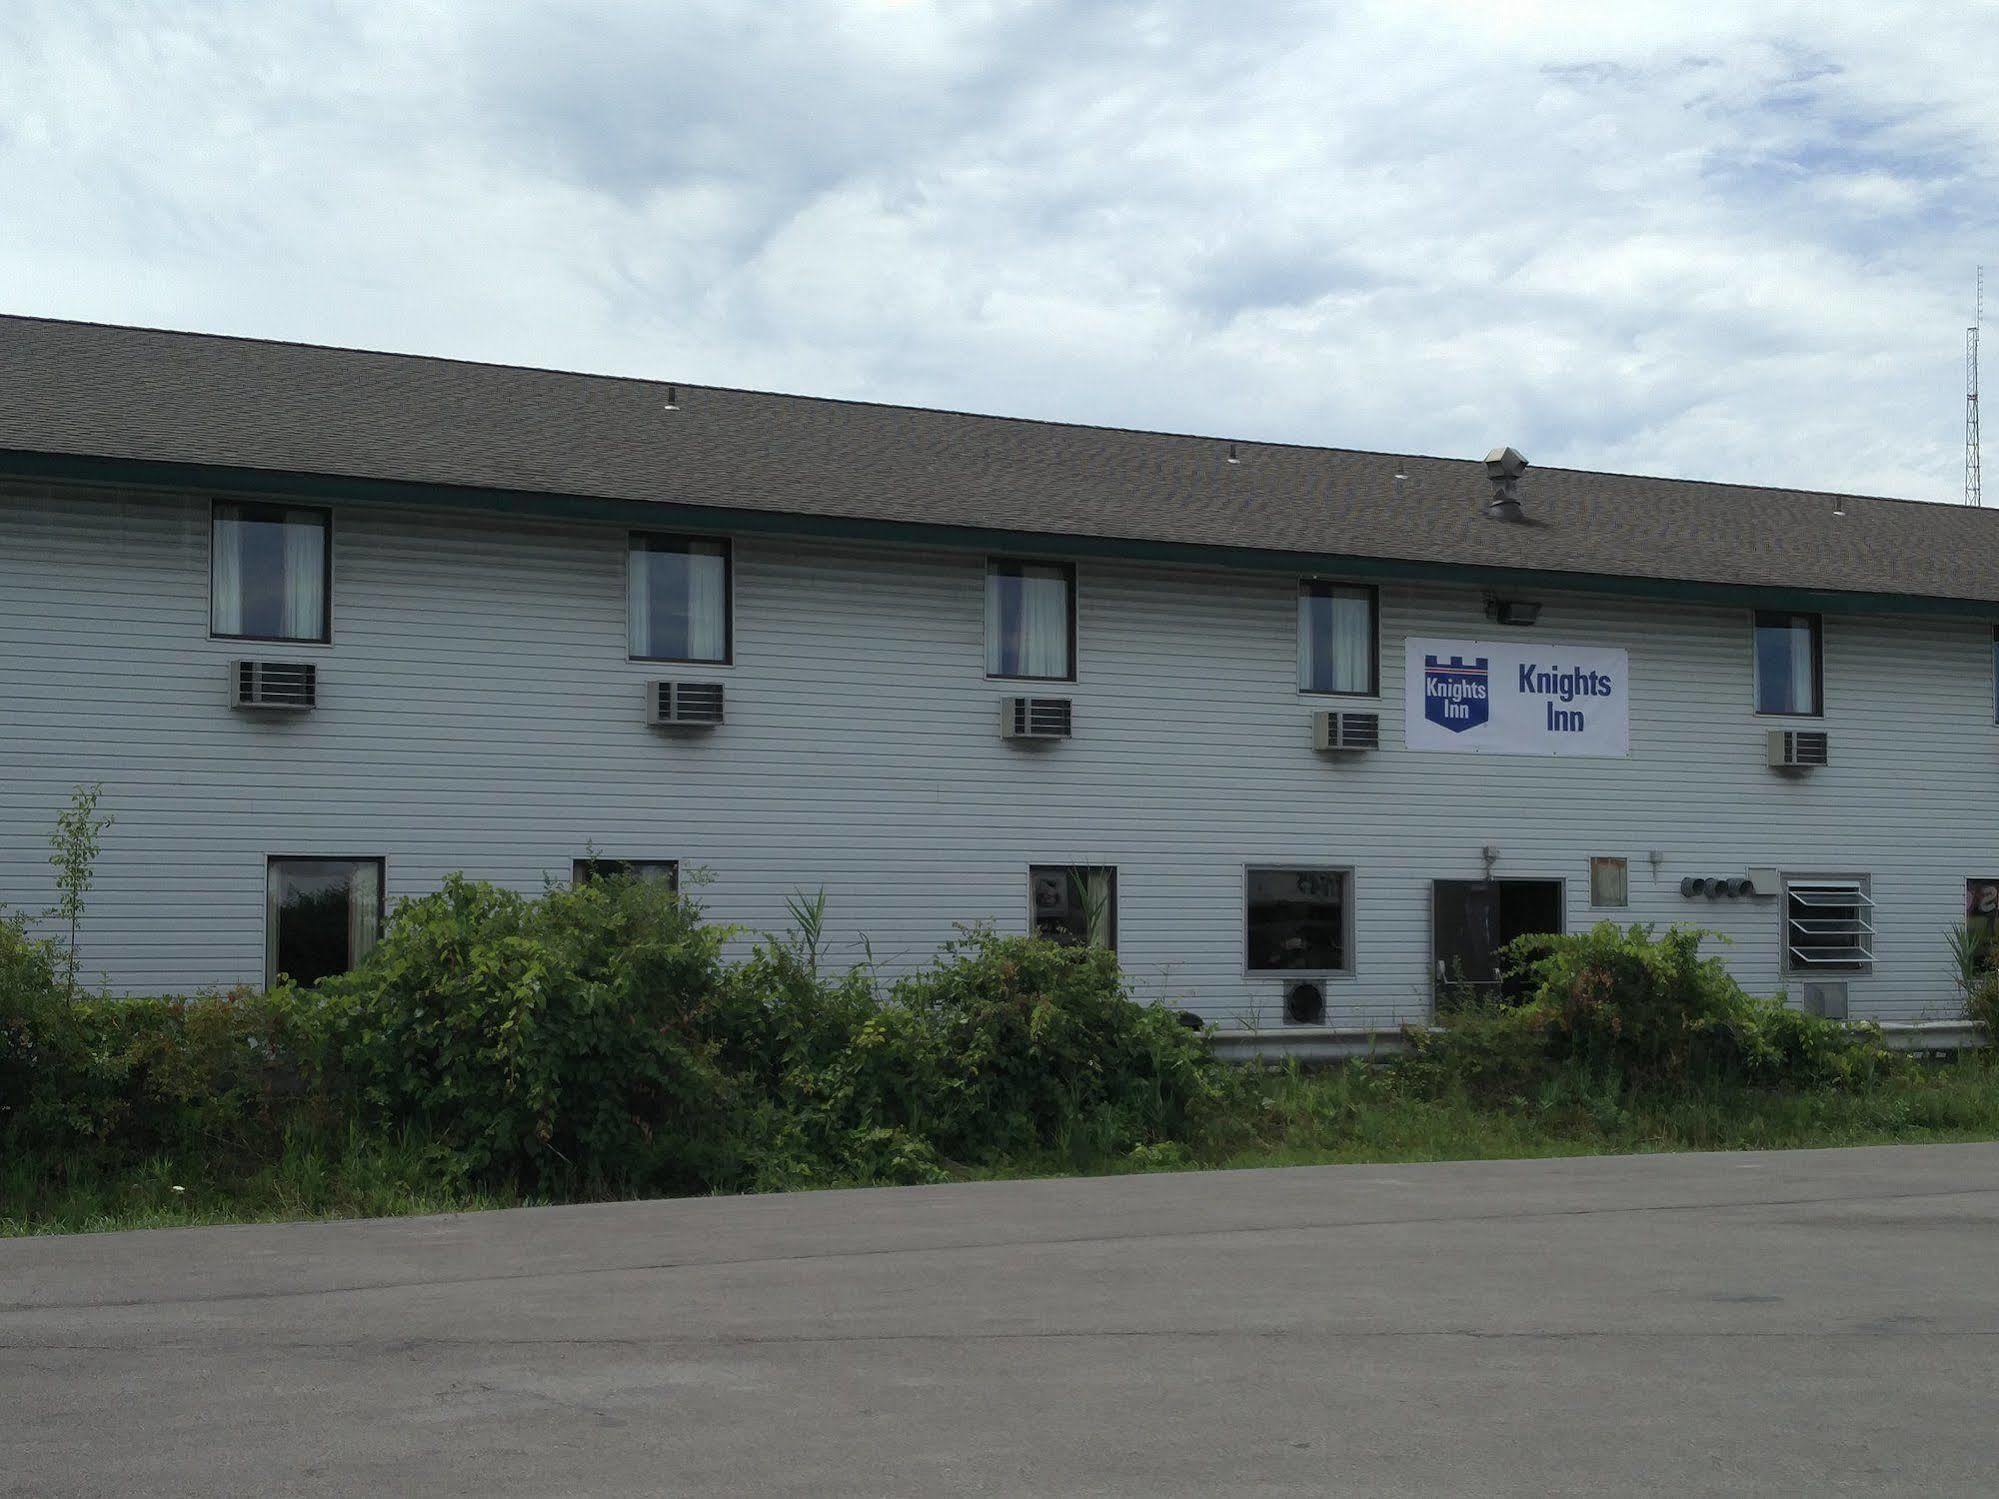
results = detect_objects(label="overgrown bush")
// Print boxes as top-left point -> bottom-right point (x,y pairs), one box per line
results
7,892 -> 1927,1218
1968,974 -> 1999,1043
316,874 -> 746,1191
716,938 -> 947,1188
1407,921 -> 1894,1095
310,876 -> 1225,1192
0,913 -> 69,1144
2,911 -> 316,1160
893,930 -> 1227,1163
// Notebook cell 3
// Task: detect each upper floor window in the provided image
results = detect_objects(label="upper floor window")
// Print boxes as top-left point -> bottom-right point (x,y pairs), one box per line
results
986,559 -> 1074,680
1297,582 -> 1377,695
212,502 -> 329,642
1753,611 -> 1821,716
629,534 -> 730,663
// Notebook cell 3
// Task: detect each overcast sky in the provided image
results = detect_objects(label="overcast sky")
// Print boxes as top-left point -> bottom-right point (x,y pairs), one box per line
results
3,1 -> 1996,500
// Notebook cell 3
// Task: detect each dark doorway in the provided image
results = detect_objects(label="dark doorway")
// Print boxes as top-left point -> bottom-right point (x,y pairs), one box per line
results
1431,879 -> 1565,1009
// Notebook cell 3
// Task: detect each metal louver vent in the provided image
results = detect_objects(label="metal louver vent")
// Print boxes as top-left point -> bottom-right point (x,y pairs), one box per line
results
1000,696 -> 1073,740
647,680 -> 725,728
1766,729 -> 1829,769
229,660 -> 317,710
1313,711 -> 1380,753
1784,880 -> 1874,971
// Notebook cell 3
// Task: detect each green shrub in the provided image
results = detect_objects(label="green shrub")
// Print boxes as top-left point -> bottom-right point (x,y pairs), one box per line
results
1967,973 -> 1999,1043
892,929 -> 1228,1163
318,873 -> 746,1191
0,912 -> 73,1144
716,939 -> 946,1188
1408,922 -> 1893,1094
2,964 -> 315,1162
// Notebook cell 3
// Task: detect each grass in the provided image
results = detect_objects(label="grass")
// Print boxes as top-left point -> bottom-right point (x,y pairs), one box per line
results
0,1126 -> 525,1237
9,1053 -> 1999,1238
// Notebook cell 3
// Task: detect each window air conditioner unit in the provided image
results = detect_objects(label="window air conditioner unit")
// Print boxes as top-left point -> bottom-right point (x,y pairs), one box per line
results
647,681 -> 725,728
1766,729 -> 1828,769
1313,710 -> 1380,753
1001,696 -> 1073,741
229,660 -> 317,711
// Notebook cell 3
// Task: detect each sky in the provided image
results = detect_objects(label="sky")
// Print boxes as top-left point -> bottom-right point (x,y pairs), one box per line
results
2,0 -> 1996,501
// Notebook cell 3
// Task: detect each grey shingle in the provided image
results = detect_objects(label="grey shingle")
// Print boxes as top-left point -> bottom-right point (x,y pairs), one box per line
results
3,313 -> 1996,605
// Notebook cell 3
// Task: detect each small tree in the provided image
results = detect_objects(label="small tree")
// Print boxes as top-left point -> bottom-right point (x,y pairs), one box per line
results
47,783 -> 112,1000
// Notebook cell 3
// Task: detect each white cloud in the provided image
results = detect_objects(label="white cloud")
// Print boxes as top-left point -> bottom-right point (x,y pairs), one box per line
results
0,0 -> 1994,499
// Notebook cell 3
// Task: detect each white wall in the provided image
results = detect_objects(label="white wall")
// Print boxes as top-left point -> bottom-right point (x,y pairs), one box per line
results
4,478 -> 1995,1027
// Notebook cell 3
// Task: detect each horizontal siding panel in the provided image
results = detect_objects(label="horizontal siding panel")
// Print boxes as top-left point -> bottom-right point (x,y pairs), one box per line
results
3,478 -> 1995,1026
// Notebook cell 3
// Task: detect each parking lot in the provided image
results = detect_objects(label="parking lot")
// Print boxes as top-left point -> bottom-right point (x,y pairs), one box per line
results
6,1144 -> 1998,1495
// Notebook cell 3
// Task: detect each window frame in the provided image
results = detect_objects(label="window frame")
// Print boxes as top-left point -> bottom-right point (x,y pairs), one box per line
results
1780,873 -> 1874,976
1751,609 -> 1824,718
572,857 -> 680,890
1027,864 -> 1118,952
263,854 -> 385,989
208,499 -> 334,646
1242,864 -> 1356,979
626,532 -> 735,666
1295,580 -> 1380,698
984,557 -> 1078,683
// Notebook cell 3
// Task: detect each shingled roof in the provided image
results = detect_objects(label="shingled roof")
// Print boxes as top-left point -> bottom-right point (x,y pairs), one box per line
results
3,313 -> 1997,608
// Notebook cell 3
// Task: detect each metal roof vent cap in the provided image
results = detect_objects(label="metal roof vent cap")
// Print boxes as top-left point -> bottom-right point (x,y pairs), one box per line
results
1484,446 -> 1528,521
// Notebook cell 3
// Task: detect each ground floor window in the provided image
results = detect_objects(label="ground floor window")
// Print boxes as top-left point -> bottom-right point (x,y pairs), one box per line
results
267,857 -> 382,988
1029,865 -> 1116,949
1783,876 -> 1873,973
573,858 -> 680,890
1246,867 -> 1351,974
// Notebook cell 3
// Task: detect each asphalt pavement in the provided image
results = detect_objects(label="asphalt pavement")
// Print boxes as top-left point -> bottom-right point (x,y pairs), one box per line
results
5,1143 -> 1999,1496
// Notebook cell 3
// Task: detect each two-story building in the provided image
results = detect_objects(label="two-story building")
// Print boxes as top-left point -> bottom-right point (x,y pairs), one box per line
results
4,314 -> 1998,1040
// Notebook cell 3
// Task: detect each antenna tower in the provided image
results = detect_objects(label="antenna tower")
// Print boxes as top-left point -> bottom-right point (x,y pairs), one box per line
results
1969,267 -> 1983,507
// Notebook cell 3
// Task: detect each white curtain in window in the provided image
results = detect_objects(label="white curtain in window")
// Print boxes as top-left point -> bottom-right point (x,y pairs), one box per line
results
627,544 -> 653,656
685,543 -> 728,661
348,862 -> 382,969
1329,589 -> 1370,692
212,508 -> 245,635
1019,567 -> 1069,677
282,510 -> 325,640
1787,620 -> 1816,713
1297,586 -> 1371,692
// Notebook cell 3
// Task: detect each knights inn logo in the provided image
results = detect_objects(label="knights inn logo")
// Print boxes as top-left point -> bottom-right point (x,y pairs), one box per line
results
1424,654 -> 1490,733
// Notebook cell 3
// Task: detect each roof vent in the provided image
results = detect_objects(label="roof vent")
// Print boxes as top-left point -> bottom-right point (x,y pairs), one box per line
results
1484,446 -> 1528,521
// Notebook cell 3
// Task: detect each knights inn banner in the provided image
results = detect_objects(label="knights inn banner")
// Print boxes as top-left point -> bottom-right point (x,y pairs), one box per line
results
1403,637 -> 1630,757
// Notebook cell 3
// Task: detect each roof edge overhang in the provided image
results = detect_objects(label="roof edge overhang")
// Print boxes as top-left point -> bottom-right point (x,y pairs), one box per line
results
7,447 -> 1996,622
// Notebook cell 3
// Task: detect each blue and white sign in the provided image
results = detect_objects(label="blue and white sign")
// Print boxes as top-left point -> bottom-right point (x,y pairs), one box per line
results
1404,637 -> 1629,757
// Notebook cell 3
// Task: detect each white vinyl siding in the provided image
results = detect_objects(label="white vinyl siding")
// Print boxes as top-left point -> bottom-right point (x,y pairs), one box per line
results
4,479 -> 1997,1028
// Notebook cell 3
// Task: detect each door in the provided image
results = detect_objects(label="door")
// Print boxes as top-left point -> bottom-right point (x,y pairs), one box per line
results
1432,880 -> 1501,1009
1432,879 -> 1566,1010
